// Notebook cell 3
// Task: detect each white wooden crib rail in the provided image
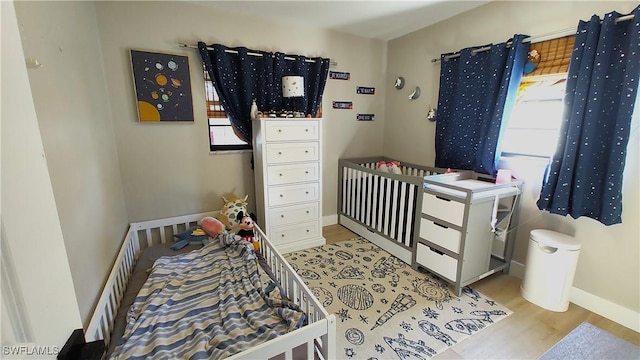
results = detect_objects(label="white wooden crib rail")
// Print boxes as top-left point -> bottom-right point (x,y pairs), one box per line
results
231,224 -> 336,360
86,211 -> 336,360
85,211 -> 218,345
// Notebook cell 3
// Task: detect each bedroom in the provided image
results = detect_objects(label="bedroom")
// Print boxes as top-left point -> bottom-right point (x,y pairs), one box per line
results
2,0 -> 638,358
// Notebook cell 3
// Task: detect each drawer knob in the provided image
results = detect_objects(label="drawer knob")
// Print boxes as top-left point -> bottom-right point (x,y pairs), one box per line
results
278,151 -> 282,155
305,150 -> 309,153
278,129 -> 282,133
305,171 -> 309,174
305,129 -> 309,132
306,229 -> 309,233
280,194 -> 284,198
306,210 -> 310,214
279,173 -> 283,176
281,234 -> 285,237
280,215 -> 285,218
305,191 -> 309,194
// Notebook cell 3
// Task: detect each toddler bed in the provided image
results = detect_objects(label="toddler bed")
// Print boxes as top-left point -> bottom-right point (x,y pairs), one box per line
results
338,156 -> 446,264
86,211 -> 336,359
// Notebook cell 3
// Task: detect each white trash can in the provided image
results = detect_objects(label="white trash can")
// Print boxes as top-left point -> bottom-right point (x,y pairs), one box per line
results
520,229 -> 581,312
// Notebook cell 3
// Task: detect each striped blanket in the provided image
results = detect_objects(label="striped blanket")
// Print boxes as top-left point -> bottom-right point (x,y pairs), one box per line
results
110,237 -> 305,360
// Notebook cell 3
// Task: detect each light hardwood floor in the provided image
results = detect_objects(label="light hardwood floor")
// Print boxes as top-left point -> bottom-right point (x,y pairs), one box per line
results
322,224 -> 640,359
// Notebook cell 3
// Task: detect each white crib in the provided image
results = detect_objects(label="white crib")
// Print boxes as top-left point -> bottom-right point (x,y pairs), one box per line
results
86,211 -> 336,360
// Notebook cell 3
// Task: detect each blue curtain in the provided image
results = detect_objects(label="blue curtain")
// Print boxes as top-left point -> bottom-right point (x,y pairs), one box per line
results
273,52 -> 330,115
198,42 -> 330,143
537,6 -> 640,226
435,34 -> 529,175
198,43 -> 273,142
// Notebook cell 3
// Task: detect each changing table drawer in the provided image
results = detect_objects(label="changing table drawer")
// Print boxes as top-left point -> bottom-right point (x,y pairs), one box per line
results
416,243 -> 458,282
268,183 -> 319,207
271,221 -> 320,245
264,121 -> 319,142
267,163 -> 319,186
265,142 -> 319,164
419,218 -> 461,254
422,192 -> 465,226
269,202 -> 319,227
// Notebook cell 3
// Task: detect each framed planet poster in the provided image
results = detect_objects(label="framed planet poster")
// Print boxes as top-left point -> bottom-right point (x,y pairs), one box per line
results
130,50 -> 194,122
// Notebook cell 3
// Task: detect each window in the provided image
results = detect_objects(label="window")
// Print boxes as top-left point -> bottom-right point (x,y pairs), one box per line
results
500,79 -> 566,158
500,35 -> 574,159
204,69 -> 251,152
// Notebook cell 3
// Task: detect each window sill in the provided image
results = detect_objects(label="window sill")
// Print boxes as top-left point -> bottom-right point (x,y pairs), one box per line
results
209,149 -> 253,155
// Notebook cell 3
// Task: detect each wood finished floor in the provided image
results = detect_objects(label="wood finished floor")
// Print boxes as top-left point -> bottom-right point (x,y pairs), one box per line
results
322,224 -> 640,359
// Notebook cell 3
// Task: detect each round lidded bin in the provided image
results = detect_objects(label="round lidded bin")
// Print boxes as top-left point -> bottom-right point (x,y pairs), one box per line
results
520,229 -> 581,312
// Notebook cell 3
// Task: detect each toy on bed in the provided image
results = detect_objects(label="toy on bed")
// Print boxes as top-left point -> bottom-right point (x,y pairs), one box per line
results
236,211 -> 259,251
376,160 -> 403,174
216,194 -> 249,230
171,216 -> 224,250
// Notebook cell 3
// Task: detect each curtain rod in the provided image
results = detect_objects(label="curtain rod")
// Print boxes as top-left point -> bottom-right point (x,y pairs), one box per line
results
178,43 -> 338,67
430,13 -> 635,63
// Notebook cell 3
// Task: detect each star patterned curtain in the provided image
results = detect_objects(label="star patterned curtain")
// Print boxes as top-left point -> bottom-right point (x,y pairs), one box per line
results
198,42 -> 330,143
537,6 -> 640,225
435,34 -> 529,175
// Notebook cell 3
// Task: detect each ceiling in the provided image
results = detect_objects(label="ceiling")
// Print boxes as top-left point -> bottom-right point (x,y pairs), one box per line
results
191,1 -> 491,41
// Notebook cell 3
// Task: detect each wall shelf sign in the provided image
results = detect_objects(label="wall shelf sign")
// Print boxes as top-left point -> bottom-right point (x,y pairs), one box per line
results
332,101 -> 353,109
329,71 -> 351,80
356,86 -> 375,95
357,114 -> 375,121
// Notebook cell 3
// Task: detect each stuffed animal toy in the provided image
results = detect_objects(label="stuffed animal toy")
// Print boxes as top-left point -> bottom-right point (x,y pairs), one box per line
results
236,211 -> 259,251
171,216 -> 224,250
376,160 -> 389,172
387,160 -> 402,175
216,194 -> 249,230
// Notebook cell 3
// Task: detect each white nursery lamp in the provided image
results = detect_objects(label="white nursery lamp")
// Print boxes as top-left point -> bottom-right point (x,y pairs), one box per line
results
282,76 -> 304,114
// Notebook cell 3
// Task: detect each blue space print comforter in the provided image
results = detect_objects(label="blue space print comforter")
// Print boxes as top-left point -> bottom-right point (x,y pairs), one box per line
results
110,237 -> 304,360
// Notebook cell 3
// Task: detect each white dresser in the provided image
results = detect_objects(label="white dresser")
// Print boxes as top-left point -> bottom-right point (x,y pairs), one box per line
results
413,172 -> 521,296
252,117 -> 325,253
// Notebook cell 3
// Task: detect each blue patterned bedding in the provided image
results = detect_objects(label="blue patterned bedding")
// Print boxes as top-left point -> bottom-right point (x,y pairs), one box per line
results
110,237 -> 305,360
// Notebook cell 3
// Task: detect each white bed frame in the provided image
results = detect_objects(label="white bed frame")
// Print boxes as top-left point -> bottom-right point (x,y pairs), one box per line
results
86,211 -> 336,360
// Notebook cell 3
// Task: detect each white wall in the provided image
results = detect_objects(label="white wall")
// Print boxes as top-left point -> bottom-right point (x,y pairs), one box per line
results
1,0 -> 82,351
93,0 -> 387,223
14,1 -> 129,325
385,0 -> 639,324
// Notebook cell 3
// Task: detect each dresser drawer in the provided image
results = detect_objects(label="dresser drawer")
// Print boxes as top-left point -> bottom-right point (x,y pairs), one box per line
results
267,163 -> 319,186
416,243 -> 458,282
265,142 -> 319,164
419,218 -> 461,254
264,121 -> 319,142
270,221 -> 320,245
422,192 -> 465,226
269,202 -> 319,227
268,183 -> 319,207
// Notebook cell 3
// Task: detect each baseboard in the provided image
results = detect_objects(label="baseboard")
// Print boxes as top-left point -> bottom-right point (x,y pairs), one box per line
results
510,260 -> 639,332
570,287 -> 640,333
509,259 -> 525,279
323,214 -> 338,226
